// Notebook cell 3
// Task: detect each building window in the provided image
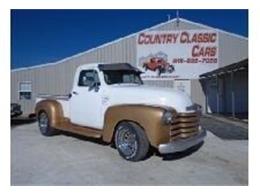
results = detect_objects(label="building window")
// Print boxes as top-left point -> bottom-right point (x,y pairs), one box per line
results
19,82 -> 32,100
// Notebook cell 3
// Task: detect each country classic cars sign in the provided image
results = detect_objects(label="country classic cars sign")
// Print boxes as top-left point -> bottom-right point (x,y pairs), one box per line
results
136,30 -> 219,80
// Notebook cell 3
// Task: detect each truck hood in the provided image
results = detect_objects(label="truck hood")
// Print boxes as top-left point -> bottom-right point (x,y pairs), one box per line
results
105,84 -> 193,113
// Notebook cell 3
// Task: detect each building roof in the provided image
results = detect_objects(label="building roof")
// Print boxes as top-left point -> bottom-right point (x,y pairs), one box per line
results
200,59 -> 248,78
12,17 -> 248,72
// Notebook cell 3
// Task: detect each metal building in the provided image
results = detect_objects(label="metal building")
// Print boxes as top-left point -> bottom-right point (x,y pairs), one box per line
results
11,18 -> 248,117
200,59 -> 248,119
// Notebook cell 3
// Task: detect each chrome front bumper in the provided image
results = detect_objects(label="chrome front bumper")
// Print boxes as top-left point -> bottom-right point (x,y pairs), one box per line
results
158,129 -> 207,154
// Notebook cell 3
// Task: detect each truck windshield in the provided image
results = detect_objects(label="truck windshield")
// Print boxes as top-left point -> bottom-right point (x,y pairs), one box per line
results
103,70 -> 143,85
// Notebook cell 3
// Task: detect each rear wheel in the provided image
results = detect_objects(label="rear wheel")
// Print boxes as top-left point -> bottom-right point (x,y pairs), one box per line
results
115,122 -> 149,161
38,111 -> 58,136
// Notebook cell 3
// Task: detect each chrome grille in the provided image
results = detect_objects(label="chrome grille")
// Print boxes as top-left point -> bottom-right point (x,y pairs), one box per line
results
170,112 -> 200,141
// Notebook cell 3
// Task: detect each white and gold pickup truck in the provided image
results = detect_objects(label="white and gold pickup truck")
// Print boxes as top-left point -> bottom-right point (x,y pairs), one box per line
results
35,63 -> 206,161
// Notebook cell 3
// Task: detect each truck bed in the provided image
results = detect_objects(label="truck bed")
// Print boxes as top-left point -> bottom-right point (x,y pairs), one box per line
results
36,94 -> 70,101
36,94 -> 70,118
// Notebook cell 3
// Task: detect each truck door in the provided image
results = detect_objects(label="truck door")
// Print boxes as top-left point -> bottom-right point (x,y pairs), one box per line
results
70,69 -> 103,129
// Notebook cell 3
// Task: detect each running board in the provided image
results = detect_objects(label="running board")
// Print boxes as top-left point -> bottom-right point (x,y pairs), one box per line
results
54,118 -> 102,138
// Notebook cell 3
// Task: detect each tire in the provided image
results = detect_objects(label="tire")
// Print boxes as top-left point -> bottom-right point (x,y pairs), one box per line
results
168,65 -> 175,73
38,111 -> 58,136
115,121 -> 149,161
143,64 -> 148,71
155,68 -> 160,76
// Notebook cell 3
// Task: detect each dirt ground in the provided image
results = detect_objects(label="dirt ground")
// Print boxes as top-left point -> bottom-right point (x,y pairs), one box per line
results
11,118 -> 248,186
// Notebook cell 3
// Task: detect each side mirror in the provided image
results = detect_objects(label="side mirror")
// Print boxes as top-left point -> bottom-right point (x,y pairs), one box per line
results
89,82 -> 100,92
94,82 -> 100,92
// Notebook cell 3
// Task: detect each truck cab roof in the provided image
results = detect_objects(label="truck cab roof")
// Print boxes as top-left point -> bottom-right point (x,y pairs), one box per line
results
99,63 -> 141,72
77,63 -> 142,73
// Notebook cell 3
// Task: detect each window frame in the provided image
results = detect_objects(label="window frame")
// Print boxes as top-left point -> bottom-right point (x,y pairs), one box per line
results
18,81 -> 32,100
78,69 -> 100,87
102,70 -> 143,85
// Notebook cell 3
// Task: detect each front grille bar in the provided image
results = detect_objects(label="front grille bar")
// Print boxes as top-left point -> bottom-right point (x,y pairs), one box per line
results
170,112 -> 200,141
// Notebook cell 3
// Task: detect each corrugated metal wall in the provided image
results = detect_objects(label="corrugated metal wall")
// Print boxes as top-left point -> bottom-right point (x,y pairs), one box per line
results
218,33 -> 248,67
11,19 -> 248,115
11,35 -> 139,115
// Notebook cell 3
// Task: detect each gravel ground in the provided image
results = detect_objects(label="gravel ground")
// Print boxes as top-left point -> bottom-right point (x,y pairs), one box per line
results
11,121 -> 248,186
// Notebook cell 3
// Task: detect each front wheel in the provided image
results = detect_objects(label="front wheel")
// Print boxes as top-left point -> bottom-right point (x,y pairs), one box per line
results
115,122 -> 149,161
168,65 -> 175,73
155,68 -> 162,76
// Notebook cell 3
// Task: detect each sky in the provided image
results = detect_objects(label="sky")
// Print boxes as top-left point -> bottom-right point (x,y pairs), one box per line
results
11,9 -> 248,69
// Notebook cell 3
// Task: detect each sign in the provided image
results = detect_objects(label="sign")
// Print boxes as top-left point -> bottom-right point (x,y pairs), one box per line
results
137,30 -> 219,80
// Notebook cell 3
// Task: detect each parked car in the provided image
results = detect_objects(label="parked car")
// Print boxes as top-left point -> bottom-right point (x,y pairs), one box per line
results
11,103 -> 23,118
35,63 -> 205,161
143,57 -> 175,76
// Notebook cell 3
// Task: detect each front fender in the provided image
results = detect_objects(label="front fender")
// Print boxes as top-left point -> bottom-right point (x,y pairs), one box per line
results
102,104 -> 171,147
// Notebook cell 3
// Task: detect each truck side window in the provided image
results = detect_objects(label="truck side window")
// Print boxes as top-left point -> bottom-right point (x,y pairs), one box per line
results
78,70 -> 100,87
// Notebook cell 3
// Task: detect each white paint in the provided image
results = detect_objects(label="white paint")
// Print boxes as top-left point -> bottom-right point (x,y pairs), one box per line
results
36,96 -> 70,118
100,83 -> 194,128
57,99 -> 70,118
69,65 -> 103,128
36,63 -> 195,129
174,80 -> 191,96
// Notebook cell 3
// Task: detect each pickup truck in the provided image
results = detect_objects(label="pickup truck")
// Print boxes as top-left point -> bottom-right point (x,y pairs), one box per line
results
35,63 -> 206,161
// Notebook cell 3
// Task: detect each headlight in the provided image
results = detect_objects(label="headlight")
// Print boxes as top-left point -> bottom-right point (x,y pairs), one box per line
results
186,103 -> 202,115
162,110 -> 175,125
196,104 -> 202,116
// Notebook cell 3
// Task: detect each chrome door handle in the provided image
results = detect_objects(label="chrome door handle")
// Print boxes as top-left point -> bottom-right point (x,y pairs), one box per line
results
72,91 -> 79,95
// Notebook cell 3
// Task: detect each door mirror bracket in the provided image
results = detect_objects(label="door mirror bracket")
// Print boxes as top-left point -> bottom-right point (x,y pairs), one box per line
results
89,82 -> 100,92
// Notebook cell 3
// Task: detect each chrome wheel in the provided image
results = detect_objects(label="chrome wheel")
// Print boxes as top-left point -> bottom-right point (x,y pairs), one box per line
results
37,111 -> 57,136
39,112 -> 49,133
115,122 -> 150,161
116,126 -> 138,159
168,65 -> 174,73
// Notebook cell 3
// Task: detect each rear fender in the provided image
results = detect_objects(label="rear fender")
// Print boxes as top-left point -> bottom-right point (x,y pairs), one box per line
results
35,100 -> 64,127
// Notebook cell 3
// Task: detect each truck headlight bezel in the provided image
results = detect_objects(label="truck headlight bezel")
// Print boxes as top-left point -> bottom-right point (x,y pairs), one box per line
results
162,110 -> 176,125
186,103 -> 202,115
